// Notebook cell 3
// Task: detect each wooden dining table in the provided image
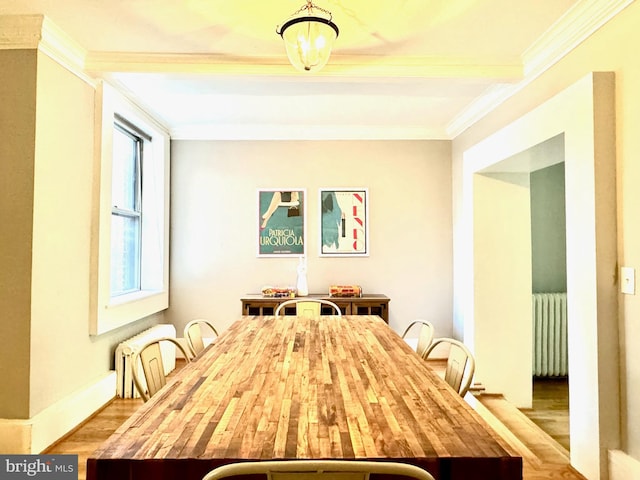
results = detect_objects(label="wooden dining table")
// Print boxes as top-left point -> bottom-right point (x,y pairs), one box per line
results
87,315 -> 522,480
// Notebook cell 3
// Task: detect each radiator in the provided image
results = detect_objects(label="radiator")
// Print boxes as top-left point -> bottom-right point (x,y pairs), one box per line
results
115,324 -> 177,398
532,292 -> 568,377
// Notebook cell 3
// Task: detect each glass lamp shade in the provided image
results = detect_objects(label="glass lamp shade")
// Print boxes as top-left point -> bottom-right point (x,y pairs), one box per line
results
279,16 -> 339,73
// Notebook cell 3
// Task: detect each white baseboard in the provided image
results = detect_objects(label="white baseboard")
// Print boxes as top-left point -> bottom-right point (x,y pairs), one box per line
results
0,371 -> 116,454
609,449 -> 640,480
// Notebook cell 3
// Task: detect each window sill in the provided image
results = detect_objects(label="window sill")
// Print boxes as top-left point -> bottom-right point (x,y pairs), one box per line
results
108,289 -> 165,308
91,288 -> 168,336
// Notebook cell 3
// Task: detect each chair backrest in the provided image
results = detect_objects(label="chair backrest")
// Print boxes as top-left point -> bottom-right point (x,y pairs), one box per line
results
184,319 -> 219,357
401,320 -> 435,357
275,299 -> 342,318
202,460 -> 435,480
132,336 -> 191,402
423,337 -> 476,397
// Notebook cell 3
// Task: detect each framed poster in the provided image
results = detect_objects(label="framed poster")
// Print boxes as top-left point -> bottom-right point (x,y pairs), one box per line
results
257,189 -> 306,257
319,188 -> 369,256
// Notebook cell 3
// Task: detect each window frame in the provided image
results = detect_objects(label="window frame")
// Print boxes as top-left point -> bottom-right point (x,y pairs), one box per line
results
90,82 -> 170,335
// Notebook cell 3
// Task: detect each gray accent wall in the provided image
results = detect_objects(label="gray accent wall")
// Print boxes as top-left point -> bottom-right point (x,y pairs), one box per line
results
530,162 -> 567,293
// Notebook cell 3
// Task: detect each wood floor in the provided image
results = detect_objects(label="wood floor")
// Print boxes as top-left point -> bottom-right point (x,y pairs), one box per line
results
474,376 -> 584,480
523,378 -> 570,452
45,367 -> 584,480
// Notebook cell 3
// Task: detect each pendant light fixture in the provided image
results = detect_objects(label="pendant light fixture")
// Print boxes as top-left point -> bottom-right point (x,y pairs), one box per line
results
276,0 -> 339,73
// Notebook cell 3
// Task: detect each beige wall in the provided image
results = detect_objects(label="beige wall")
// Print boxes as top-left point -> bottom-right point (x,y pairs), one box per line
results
0,49 -> 37,418
168,140 -> 453,338
453,0 -> 640,467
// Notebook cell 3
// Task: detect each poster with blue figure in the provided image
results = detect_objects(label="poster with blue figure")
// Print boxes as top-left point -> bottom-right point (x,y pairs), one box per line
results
258,189 -> 306,256
320,188 -> 369,256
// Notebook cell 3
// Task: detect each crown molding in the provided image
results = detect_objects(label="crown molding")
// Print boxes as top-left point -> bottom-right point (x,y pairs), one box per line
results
3,1 -> 631,141
446,0 -> 634,138
521,0 -> 634,76
170,123 -> 448,141
39,16 -> 94,85
86,51 -> 522,81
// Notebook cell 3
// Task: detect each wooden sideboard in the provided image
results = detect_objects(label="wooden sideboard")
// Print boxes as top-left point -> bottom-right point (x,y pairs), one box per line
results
240,294 -> 390,323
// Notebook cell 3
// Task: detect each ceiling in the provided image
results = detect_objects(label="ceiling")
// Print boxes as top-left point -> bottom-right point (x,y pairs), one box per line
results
1,0 -> 626,139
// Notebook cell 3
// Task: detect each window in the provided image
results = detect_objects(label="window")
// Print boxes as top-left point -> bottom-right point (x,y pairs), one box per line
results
111,120 -> 143,296
91,82 -> 170,335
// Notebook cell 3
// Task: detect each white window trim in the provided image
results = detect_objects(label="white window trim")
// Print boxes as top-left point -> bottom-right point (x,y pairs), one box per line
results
90,81 -> 170,335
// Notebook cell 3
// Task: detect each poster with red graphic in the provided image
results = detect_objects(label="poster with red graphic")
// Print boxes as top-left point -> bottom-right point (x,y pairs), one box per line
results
319,188 -> 369,256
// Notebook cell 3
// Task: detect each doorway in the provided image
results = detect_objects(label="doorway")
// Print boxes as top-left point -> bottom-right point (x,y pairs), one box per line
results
477,135 -> 571,448
457,72 -> 618,480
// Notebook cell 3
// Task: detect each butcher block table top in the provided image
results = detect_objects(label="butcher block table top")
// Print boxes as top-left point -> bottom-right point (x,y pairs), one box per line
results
87,315 -> 522,480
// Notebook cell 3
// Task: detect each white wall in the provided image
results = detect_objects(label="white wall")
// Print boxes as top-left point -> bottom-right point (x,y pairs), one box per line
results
168,140 -> 452,338
27,53 -> 161,416
31,52 -> 96,414
473,173 -> 533,407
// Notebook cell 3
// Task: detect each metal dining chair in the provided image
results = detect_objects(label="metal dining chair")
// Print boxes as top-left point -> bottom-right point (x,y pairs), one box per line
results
275,298 -> 342,317
202,460 -> 436,480
401,319 -> 435,357
423,337 -> 476,397
184,319 -> 219,357
131,336 -> 191,402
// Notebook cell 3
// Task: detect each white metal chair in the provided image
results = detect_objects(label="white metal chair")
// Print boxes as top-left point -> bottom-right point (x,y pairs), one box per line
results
202,460 -> 435,480
401,319 -> 435,357
184,319 -> 219,357
423,337 -> 476,397
275,298 -> 342,317
131,336 -> 191,402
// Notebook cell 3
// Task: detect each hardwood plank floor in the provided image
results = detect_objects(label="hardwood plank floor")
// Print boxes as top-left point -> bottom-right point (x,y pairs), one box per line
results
45,398 -> 143,480
522,377 -> 570,452
472,392 -> 585,480
472,375 -> 583,480
45,363 -> 584,480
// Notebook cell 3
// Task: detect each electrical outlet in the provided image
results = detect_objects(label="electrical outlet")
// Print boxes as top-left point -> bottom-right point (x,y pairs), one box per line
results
621,267 -> 635,295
